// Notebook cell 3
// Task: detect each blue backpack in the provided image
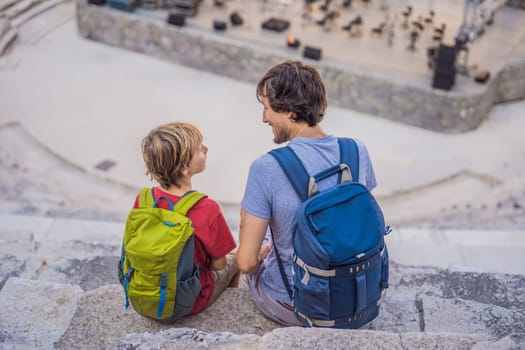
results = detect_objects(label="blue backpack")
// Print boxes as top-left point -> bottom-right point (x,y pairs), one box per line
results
269,138 -> 390,329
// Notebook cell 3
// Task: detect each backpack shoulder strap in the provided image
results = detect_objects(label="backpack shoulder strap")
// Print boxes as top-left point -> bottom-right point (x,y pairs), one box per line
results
137,187 -> 155,208
269,147 -> 309,202
338,138 -> 360,182
173,191 -> 208,216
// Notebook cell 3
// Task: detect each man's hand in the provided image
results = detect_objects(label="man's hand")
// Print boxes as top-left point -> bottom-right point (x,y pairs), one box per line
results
259,240 -> 272,261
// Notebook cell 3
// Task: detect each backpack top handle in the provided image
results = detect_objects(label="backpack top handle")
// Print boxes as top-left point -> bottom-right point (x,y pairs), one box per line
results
138,188 -> 207,214
308,164 -> 352,197
269,138 -> 359,200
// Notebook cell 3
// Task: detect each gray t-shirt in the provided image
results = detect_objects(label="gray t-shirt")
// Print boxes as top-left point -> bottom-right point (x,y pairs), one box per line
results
241,135 -> 377,302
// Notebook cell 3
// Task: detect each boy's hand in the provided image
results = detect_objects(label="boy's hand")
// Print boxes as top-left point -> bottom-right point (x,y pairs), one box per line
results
209,256 -> 227,271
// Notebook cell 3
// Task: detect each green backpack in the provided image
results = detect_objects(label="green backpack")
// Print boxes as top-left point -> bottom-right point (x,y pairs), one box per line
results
118,188 -> 207,321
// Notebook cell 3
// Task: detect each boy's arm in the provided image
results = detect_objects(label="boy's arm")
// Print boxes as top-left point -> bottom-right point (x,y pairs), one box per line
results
236,208 -> 268,274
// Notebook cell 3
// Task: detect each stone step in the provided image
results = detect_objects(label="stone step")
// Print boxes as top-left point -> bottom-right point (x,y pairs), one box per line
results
0,16 -> 9,36
0,0 -> 67,57
0,26 -> 17,55
1,214 -> 524,348
3,253 -> 525,343
1,0 -> 39,19
10,0 -> 69,27
107,328 -> 523,350
0,277 -> 524,349
2,213 -> 525,275
0,0 -> 20,11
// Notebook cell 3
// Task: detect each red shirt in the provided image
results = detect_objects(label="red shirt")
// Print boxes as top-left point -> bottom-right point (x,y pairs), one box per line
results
133,187 -> 236,314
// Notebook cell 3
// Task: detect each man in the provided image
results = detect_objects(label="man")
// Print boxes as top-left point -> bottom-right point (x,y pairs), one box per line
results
236,60 -> 377,325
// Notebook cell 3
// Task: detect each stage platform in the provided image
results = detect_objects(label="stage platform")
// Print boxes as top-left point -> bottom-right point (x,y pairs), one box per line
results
76,0 -> 525,132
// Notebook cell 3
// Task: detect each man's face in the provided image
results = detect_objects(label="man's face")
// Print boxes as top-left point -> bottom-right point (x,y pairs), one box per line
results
261,96 -> 292,144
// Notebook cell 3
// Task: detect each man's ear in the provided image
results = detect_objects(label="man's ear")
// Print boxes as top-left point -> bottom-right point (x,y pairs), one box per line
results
287,111 -> 296,122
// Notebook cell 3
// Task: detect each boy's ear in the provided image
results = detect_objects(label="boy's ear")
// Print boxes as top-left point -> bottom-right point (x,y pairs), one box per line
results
181,167 -> 189,176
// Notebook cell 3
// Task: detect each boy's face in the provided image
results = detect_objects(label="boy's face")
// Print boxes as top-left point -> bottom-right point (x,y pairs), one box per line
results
187,141 -> 208,176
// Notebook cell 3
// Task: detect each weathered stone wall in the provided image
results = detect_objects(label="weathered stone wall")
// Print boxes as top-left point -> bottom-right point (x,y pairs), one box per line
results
495,60 -> 525,103
76,0 -> 525,133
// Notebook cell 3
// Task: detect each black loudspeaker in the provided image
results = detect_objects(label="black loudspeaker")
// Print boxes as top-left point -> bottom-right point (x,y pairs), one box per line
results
261,18 -> 290,32
88,0 -> 106,5
432,44 -> 457,91
230,12 -> 243,26
213,19 -> 227,31
303,45 -> 322,60
167,13 -> 186,27
435,44 -> 457,66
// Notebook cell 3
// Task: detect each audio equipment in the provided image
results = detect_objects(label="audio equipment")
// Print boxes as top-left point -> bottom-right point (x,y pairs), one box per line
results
261,18 -> 290,32
230,12 -> 243,26
303,45 -> 322,60
213,19 -> 227,31
167,12 -> 186,27
432,44 -> 457,91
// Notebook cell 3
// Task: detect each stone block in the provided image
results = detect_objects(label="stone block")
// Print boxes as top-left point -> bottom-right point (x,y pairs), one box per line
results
420,295 -> 525,338
0,230 -> 35,255
0,214 -> 53,241
389,264 -> 525,310
108,327 -> 494,350
0,254 -> 44,290
46,217 -> 123,242
399,332 -> 493,350
364,292 -> 421,333
0,278 -> 83,348
109,328 -> 259,350
472,333 -> 525,350
459,245 -> 525,275
31,217 -> 123,263
37,239 -> 120,264
386,241 -> 464,269
37,255 -> 120,291
56,285 -> 280,350
258,328 -> 492,350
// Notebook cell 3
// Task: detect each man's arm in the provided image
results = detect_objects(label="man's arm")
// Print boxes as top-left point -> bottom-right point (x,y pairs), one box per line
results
236,208 -> 269,274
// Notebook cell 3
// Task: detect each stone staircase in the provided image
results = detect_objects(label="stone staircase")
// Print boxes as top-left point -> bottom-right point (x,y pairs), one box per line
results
1,213 -> 524,349
0,0 -> 69,55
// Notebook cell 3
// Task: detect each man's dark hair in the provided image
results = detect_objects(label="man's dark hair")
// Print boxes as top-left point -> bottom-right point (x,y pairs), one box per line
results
256,60 -> 327,126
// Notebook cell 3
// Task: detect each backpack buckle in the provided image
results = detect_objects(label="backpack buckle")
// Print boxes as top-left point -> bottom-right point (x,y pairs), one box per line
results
160,274 -> 168,287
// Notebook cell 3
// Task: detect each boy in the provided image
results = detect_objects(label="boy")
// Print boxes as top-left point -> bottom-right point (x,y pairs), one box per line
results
136,121 -> 238,315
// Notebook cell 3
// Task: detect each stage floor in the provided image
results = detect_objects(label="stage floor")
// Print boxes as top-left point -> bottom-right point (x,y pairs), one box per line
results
138,0 -> 525,93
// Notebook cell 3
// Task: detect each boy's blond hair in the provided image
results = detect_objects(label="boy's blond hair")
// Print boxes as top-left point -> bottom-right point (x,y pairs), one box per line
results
141,122 -> 203,189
